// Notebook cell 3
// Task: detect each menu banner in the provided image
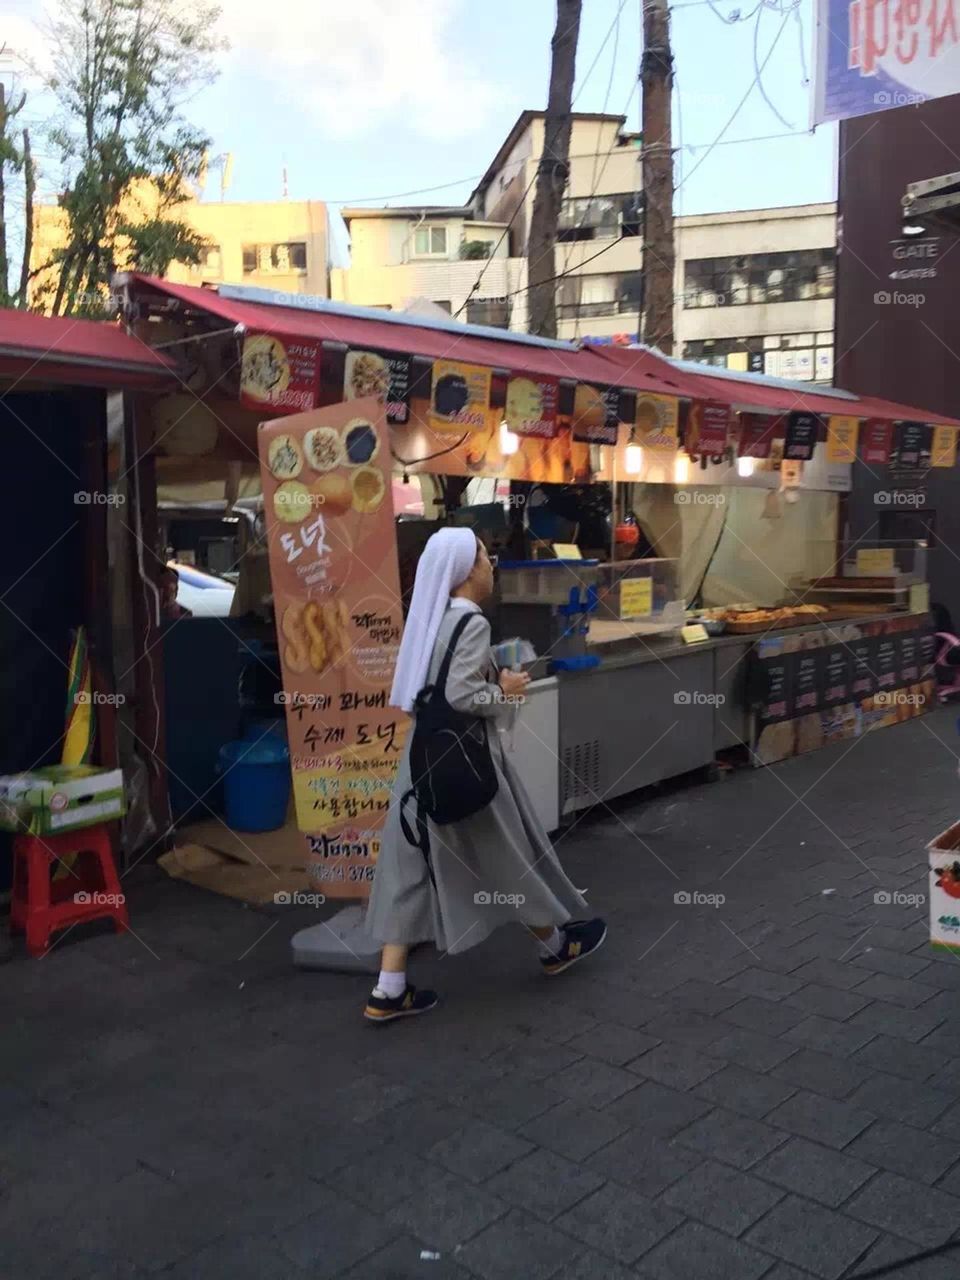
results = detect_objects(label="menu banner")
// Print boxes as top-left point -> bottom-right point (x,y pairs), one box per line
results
504,375 -> 559,439
826,416 -> 860,464
429,359 -> 491,433
344,348 -> 412,425
784,411 -> 822,461
571,382 -> 619,445
862,419 -> 894,466
635,392 -> 680,450
692,400 -> 732,457
257,396 -> 407,898
932,424 -> 959,468
240,332 -> 321,414
895,421 -> 931,468
822,645 -> 851,706
739,414 -> 779,459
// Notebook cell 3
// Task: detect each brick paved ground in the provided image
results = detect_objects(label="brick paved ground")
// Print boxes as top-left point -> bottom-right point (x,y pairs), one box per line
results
5,708 -> 960,1279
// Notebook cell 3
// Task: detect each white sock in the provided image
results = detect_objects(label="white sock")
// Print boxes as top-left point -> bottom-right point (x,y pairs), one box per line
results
536,927 -> 562,958
374,969 -> 407,999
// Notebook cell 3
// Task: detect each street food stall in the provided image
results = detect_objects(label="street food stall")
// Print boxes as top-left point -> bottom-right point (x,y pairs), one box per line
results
114,274 -> 958,902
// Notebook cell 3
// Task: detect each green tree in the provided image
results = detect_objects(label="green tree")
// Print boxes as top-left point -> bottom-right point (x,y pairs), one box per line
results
0,75 -> 35,309
40,0 -> 223,316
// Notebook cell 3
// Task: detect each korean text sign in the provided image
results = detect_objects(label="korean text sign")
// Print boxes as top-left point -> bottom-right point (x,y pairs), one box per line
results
813,0 -> 960,125
257,397 -> 407,898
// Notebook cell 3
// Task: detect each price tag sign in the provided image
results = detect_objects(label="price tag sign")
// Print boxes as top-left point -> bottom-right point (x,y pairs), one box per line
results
620,578 -> 653,618
681,623 -> 709,644
856,548 -> 896,575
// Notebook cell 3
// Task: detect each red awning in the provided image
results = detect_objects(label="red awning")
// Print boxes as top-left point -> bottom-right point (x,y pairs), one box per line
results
0,308 -> 177,390
125,275 -> 595,383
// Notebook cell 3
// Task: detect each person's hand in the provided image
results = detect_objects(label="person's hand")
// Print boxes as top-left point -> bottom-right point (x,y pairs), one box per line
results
499,669 -> 530,700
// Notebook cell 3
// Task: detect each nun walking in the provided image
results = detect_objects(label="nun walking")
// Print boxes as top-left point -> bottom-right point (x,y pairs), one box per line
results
364,527 -> 606,1022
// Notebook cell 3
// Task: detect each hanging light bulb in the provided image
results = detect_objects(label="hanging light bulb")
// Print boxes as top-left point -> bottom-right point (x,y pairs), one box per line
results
737,455 -> 756,478
674,451 -> 690,484
624,428 -> 643,475
499,419 -> 519,456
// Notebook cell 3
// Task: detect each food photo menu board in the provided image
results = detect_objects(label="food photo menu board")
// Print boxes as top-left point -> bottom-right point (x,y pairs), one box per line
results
258,396 -> 406,897
750,615 -> 935,765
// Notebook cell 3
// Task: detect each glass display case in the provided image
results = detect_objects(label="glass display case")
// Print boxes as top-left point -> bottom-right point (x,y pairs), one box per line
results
592,558 -> 685,637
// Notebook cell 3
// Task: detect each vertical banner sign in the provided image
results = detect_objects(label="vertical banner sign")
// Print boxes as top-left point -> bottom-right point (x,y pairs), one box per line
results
692,401 -> 732,456
572,383 -> 619,445
241,333 -> 321,414
430,360 -> 491,433
896,421 -> 931,467
862,419 -> 894,465
813,0 -> 960,126
784,411 -> 821,461
826,415 -> 860,463
344,349 -> 412,425
932,424 -> 959,468
258,396 -> 407,898
739,414 -> 779,459
504,375 -> 560,439
635,392 -> 680,450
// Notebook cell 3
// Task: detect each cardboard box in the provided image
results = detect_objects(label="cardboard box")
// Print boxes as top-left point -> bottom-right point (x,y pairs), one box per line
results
928,820 -> 960,951
0,765 -> 124,835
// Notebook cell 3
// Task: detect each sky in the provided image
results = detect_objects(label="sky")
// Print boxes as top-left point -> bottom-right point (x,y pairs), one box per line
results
3,0 -> 837,263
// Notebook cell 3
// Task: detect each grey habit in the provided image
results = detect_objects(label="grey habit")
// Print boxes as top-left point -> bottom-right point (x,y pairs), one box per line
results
366,601 -> 588,954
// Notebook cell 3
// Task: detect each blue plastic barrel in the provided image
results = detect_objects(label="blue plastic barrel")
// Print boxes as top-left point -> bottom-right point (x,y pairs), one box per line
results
218,734 -> 291,832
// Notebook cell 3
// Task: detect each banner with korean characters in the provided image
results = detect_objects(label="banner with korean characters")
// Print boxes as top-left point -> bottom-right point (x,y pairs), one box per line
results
504,375 -> 560,439
343,348 -> 412,425
429,359 -> 492,433
739,414 -> 780,459
932,425 -> 959,468
240,332 -> 321,415
784,411 -> 822,462
826,416 -> 860,464
689,400 -> 732,458
571,382 -> 621,446
258,396 -> 406,898
861,419 -> 894,466
635,391 -> 679,451
894,421 -> 932,468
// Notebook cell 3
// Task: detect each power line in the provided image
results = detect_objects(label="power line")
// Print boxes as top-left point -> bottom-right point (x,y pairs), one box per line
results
674,9 -> 792,191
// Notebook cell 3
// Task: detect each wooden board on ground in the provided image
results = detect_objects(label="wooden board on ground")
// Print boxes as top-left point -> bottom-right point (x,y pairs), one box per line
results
158,820 -> 311,905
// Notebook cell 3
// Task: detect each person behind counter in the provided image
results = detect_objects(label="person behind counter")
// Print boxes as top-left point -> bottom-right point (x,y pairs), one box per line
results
363,527 -> 606,1023
160,565 -> 192,621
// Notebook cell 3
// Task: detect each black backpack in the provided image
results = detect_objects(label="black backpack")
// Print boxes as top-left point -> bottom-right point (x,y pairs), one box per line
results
399,613 -> 499,871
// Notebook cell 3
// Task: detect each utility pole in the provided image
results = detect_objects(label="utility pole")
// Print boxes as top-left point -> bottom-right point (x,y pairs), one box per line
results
639,0 -> 675,354
527,0 -> 582,339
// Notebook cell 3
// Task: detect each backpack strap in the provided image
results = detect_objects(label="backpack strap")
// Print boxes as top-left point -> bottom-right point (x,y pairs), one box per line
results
433,611 -> 479,705
399,786 -> 436,887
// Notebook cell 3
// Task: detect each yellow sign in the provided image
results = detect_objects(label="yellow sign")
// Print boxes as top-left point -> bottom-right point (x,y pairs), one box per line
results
682,623 -> 710,644
910,582 -> 930,613
856,547 -> 896,575
826,416 -> 860,464
553,543 -> 582,560
931,424 -> 958,468
429,359 -> 491,433
635,392 -> 679,450
620,577 -> 653,618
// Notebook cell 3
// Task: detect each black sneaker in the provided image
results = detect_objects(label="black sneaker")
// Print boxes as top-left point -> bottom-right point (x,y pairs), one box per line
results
363,983 -> 439,1023
540,918 -> 607,976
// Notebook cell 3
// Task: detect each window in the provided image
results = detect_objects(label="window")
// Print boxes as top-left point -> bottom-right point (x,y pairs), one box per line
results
431,299 -> 452,314
199,245 -> 221,271
682,249 -> 836,308
557,194 -> 643,242
413,225 -> 448,256
241,242 -> 308,275
556,272 -> 642,319
682,333 -> 835,383
466,298 -> 510,328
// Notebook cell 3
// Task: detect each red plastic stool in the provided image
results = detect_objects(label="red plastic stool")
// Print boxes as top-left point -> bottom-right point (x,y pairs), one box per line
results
10,824 -> 129,956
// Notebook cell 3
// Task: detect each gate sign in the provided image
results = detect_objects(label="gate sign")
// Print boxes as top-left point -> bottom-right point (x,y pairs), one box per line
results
813,0 -> 960,125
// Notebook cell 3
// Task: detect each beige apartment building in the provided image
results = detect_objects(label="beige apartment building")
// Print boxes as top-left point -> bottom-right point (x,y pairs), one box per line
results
334,110 -> 838,383
30,195 -> 330,303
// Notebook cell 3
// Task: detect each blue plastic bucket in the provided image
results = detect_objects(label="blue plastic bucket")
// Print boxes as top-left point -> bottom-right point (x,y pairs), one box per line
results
218,735 -> 291,832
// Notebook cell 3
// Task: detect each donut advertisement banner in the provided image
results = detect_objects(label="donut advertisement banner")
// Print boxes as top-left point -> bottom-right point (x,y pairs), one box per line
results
429,358 -> 492,433
240,331 -> 321,415
258,395 -> 407,898
504,375 -> 560,439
